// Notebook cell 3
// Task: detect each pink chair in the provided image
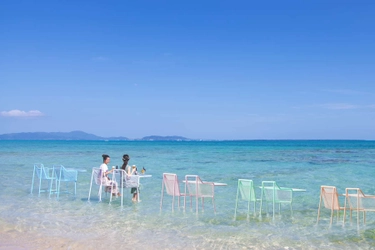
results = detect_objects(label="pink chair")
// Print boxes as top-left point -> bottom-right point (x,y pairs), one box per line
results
184,175 -> 216,213
160,173 -> 187,211
317,185 -> 345,225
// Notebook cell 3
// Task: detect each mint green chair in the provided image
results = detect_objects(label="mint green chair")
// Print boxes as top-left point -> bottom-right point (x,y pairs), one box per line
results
234,179 -> 259,220
259,181 -> 293,219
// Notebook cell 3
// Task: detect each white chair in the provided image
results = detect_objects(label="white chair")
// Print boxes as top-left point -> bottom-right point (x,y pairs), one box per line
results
184,175 -> 216,213
111,169 -> 140,206
30,163 -> 55,197
260,181 -> 293,219
88,167 -> 116,204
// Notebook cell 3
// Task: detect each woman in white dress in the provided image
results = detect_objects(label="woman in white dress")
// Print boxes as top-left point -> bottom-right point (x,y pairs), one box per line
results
100,154 -> 120,196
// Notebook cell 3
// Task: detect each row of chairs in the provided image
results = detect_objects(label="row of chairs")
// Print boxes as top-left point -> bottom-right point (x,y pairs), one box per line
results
317,185 -> 375,226
160,174 -> 295,218
33,167 -> 375,226
160,173 -> 216,213
30,163 -> 78,199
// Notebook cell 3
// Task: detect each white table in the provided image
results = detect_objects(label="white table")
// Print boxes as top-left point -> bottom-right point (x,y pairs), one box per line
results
136,174 -> 152,201
66,168 -> 87,173
259,186 -> 306,192
183,180 -> 227,186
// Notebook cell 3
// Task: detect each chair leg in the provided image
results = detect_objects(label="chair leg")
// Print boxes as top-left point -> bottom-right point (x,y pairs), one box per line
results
290,203 -> 293,217
38,175 -> 42,197
30,167 -> 35,194
172,194 -> 175,212
49,179 -> 53,198
317,194 -> 322,224
259,190 -> 264,217
98,185 -> 103,202
330,208 -> 334,225
212,197 -> 216,213
253,200 -> 256,217
246,200 -> 250,220
364,211 -> 366,224
160,183 -> 164,210
234,188 -> 239,219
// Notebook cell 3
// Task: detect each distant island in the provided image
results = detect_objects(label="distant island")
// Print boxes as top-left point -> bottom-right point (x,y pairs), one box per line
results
0,131 -> 191,141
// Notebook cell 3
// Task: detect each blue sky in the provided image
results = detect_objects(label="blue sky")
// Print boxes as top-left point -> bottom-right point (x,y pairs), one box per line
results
1,0 -> 374,140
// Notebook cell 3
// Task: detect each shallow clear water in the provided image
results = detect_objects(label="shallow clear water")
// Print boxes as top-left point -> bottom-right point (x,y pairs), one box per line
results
1,140 -> 375,249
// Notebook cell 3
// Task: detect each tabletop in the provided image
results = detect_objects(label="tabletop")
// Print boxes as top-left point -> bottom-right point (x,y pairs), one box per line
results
138,174 -> 152,178
183,180 -> 227,186
259,186 -> 306,192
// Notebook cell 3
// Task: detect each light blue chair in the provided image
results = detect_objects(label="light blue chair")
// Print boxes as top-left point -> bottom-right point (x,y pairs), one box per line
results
234,179 -> 259,220
30,163 -> 55,197
259,181 -> 293,219
52,165 -> 78,200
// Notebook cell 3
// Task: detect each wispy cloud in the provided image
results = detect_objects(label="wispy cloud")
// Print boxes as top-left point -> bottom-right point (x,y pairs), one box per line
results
0,110 -> 45,117
315,103 -> 359,110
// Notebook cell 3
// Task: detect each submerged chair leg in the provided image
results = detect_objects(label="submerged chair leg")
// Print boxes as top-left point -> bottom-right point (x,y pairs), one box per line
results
30,167 -> 36,194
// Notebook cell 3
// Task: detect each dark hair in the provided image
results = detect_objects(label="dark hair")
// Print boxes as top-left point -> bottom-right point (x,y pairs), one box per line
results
102,154 -> 110,162
121,154 -> 129,170
122,154 -> 130,161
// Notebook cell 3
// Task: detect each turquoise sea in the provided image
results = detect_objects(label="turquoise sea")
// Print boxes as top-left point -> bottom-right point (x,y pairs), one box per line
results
1,140 -> 375,249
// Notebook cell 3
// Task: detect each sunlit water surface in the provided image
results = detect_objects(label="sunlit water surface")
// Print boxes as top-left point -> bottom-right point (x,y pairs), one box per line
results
1,140 -> 375,249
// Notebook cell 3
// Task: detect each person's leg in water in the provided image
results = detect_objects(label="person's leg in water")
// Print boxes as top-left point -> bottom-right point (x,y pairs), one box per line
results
131,188 -> 138,202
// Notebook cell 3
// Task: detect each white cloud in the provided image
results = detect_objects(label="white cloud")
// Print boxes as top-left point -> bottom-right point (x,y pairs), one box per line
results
0,110 -> 45,117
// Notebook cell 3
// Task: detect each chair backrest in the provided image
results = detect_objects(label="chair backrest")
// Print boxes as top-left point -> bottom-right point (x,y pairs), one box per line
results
238,179 -> 256,202
91,167 -> 105,185
53,165 -> 78,181
111,169 -> 139,188
34,163 -> 53,179
163,173 -> 181,196
345,188 -> 375,211
262,181 -> 292,202
185,175 -> 214,198
320,186 -> 341,210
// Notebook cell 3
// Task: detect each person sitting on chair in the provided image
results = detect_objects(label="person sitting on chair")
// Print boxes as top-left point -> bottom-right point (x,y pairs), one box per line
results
100,154 -> 120,196
121,154 -> 139,202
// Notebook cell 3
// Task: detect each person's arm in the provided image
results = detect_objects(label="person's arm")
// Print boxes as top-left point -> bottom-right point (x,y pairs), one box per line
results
106,167 -> 115,176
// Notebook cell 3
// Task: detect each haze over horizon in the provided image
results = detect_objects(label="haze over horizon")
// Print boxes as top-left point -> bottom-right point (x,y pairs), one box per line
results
1,1 -> 375,140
